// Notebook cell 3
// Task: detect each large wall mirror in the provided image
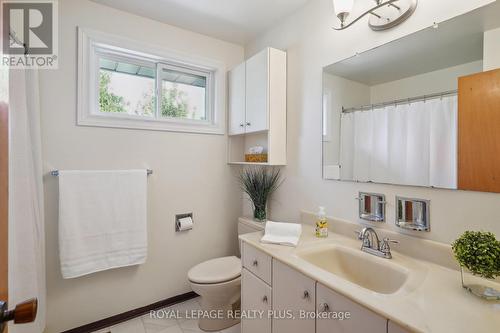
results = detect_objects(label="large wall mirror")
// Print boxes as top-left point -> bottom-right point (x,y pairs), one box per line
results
322,2 -> 500,193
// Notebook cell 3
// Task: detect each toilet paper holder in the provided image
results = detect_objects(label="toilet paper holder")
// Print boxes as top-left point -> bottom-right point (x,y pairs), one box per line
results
175,213 -> 193,232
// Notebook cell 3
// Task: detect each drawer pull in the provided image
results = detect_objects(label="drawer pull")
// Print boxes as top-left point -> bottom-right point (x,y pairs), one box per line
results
302,291 -> 310,299
262,295 -> 268,304
319,303 -> 330,312
252,259 -> 258,267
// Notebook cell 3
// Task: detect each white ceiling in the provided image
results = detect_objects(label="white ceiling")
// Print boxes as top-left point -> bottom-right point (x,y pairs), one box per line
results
324,1 -> 500,85
91,0 -> 310,44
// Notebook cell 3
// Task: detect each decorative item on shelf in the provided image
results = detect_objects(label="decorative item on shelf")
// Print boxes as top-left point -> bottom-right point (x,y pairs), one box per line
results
245,145 -> 268,163
332,0 -> 418,31
452,231 -> 500,301
245,154 -> 268,163
238,167 -> 283,222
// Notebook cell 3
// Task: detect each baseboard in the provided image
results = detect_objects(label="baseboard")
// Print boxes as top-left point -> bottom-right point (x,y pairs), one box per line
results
61,291 -> 198,333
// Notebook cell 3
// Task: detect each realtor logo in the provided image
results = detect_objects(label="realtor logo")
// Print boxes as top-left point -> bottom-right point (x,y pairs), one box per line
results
2,0 -> 58,68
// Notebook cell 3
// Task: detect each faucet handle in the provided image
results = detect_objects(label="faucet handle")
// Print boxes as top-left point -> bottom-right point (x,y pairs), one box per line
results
354,230 -> 363,240
382,237 -> 399,244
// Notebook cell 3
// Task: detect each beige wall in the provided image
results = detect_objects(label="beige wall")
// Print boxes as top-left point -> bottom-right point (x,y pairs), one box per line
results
484,27 -> 500,71
370,60 -> 483,103
245,0 -> 500,244
40,1 -> 244,331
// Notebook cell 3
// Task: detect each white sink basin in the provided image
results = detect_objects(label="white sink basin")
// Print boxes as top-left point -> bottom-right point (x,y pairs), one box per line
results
296,244 -> 409,294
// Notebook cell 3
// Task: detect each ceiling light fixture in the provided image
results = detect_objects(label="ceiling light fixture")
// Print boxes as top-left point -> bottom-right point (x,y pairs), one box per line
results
332,0 -> 417,31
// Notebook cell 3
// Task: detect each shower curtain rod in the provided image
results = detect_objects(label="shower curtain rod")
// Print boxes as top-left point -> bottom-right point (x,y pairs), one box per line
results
342,89 -> 458,113
50,169 -> 153,176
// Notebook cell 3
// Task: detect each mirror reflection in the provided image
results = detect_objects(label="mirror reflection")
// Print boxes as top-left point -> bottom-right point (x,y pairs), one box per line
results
322,3 -> 500,192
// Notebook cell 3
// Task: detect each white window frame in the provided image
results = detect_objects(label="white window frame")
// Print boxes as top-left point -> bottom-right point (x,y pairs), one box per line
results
77,27 -> 226,135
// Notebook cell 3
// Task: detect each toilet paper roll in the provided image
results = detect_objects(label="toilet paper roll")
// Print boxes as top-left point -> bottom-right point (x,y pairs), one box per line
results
177,217 -> 193,231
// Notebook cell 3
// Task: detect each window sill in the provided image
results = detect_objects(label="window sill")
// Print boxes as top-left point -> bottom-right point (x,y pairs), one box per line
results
77,113 -> 225,135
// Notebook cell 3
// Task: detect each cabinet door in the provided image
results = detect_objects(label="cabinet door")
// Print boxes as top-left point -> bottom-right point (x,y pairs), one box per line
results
388,320 -> 413,333
228,62 -> 246,135
316,283 -> 387,333
245,49 -> 269,133
241,269 -> 272,333
272,260 -> 315,333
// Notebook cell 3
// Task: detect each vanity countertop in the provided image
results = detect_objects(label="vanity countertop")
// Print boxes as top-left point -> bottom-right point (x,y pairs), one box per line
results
239,222 -> 500,333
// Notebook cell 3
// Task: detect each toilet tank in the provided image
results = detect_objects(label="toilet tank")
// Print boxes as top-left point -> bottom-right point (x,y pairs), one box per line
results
237,218 -> 265,256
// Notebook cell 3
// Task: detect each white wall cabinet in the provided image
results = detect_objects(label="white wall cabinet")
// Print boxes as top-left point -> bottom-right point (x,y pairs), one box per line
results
241,268 -> 272,333
245,49 -> 269,134
227,48 -> 287,165
272,260 -> 316,333
228,62 -> 246,135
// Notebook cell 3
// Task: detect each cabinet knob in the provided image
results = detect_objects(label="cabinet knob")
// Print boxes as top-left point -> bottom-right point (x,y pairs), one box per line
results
302,291 -> 310,299
246,122 -> 251,126
252,259 -> 258,267
239,123 -> 244,127
262,295 -> 268,304
319,303 -> 330,312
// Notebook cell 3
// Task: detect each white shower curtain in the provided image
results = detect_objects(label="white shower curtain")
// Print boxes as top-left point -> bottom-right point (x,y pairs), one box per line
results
339,95 -> 458,188
8,69 -> 46,333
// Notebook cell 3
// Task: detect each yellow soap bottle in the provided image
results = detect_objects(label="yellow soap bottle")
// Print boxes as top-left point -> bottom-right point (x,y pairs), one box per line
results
315,206 -> 328,238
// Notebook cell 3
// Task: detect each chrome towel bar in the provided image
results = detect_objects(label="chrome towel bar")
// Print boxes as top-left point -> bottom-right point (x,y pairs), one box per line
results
50,169 -> 153,176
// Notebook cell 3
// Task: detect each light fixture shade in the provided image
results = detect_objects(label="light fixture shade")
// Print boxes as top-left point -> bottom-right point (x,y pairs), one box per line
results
332,0 -> 354,16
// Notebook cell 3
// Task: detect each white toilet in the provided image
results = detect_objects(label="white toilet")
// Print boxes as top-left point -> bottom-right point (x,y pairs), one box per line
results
188,218 -> 265,332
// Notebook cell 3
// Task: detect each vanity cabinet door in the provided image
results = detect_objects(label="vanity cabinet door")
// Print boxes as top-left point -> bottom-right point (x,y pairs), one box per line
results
316,283 -> 387,333
245,48 -> 269,133
241,268 -> 272,333
228,62 -> 246,135
388,320 -> 413,333
272,260 -> 315,333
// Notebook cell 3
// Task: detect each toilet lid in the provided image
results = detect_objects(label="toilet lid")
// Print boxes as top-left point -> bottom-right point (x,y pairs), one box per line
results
188,256 -> 241,284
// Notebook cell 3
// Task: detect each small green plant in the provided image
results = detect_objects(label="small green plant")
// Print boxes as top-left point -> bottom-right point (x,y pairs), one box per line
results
452,231 -> 500,279
238,167 -> 283,221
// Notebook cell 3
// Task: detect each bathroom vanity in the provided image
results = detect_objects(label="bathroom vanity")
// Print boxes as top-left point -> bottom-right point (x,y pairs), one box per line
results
238,217 -> 500,333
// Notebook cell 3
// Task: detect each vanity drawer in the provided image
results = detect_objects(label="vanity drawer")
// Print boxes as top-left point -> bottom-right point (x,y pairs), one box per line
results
242,242 -> 272,285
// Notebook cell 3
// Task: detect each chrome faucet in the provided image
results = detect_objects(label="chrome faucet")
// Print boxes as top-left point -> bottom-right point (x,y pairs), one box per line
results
355,227 -> 399,259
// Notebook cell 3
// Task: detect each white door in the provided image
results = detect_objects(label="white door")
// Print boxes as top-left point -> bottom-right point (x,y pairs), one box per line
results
241,269 -> 272,333
316,283 -> 387,333
228,62 -> 246,135
245,49 -> 269,133
272,260 -> 315,333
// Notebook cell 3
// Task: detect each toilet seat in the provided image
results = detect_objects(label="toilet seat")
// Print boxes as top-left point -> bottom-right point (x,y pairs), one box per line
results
188,256 -> 241,284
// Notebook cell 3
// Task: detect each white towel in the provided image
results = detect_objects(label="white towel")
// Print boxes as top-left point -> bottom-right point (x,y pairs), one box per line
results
260,221 -> 302,247
58,170 -> 148,279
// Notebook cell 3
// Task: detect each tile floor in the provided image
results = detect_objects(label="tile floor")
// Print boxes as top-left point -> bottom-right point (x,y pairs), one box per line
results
93,297 -> 240,333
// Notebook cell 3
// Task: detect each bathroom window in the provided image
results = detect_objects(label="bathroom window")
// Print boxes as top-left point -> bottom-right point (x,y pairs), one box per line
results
78,28 -> 225,134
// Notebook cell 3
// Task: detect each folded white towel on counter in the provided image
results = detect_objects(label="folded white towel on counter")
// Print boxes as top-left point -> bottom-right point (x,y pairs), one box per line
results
58,170 -> 148,279
260,221 -> 302,247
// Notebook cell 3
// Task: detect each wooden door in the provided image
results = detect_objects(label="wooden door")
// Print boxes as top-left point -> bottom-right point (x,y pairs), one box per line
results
228,62 -> 246,135
272,260 -> 315,333
316,283 -> 387,333
245,48 -> 269,134
458,69 -> 500,192
0,101 -> 8,317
